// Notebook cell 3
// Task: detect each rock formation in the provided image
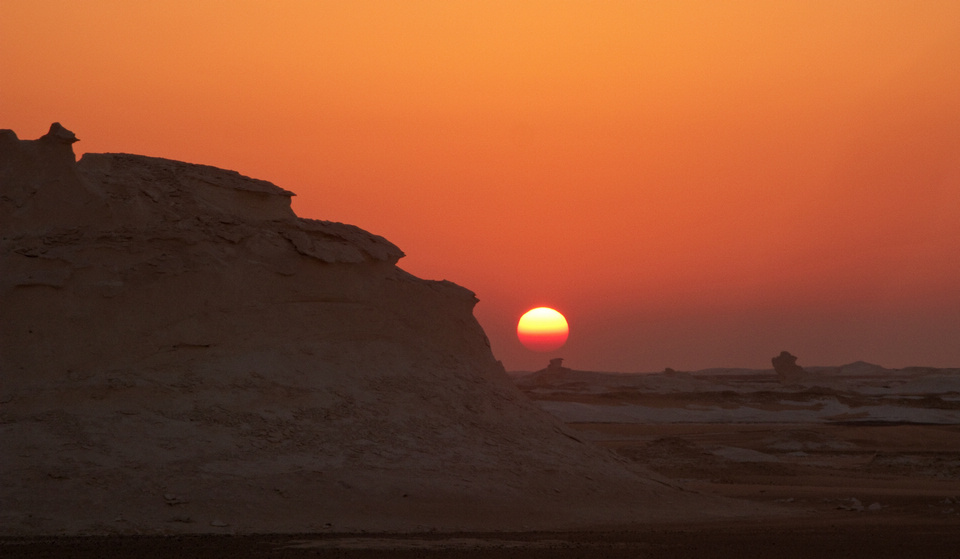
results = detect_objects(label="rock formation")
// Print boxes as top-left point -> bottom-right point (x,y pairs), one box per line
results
1,125 -> 744,535
772,351 -> 807,384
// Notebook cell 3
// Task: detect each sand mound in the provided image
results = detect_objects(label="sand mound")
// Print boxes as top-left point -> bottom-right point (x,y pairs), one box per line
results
1,125 -> 751,535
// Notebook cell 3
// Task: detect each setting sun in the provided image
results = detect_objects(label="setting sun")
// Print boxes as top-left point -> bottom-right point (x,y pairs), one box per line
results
517,307 -> 569,353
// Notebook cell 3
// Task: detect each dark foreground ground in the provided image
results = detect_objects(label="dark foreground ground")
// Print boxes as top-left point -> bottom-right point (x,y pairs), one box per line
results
4,519 -> 960,559
7,409 -> 958,557
6,421 -> 958,558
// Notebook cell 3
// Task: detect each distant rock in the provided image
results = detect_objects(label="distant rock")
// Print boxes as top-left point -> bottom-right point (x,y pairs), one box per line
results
515,358 -> 578,387
836,361 -> 887,376
772,351 -> 807,384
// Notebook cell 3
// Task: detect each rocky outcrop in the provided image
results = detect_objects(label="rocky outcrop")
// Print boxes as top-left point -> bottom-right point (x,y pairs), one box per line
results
772,351 -> 807,384
1,125 -> 741,535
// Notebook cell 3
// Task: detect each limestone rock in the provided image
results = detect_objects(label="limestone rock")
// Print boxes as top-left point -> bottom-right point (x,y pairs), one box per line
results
1,125 -> 745,535
772,351 -> 807,384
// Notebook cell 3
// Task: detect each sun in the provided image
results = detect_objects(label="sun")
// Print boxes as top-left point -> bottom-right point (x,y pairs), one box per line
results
517,307 -> 569,352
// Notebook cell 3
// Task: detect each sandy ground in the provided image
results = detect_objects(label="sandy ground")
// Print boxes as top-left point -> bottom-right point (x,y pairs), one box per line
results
522,366 -> 960,528
575,421 -> 960,521
5,419 -> 958,558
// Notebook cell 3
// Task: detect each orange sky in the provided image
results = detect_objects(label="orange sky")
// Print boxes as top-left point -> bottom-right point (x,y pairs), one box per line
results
4,1 -> 960,371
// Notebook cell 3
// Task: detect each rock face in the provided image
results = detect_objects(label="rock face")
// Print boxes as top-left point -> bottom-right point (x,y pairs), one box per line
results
0,125 -> 741,535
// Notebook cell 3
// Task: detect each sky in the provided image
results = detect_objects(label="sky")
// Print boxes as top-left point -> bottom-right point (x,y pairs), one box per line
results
4,1 -> 960,372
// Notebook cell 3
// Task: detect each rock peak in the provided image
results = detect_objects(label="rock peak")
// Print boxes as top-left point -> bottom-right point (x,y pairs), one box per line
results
43,122 -> 79,144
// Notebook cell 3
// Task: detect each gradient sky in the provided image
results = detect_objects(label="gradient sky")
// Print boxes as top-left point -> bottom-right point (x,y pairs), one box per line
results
4,1 -> 959,371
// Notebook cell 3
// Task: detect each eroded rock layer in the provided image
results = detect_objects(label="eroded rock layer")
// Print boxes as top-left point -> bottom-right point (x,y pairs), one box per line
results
1,125 -> 742,535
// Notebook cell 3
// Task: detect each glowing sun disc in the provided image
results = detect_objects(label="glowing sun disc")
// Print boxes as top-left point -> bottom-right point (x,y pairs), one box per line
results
517,307 -> 569,352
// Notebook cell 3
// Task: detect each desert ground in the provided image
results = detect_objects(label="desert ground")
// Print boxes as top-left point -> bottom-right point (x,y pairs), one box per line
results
3,520 -> 960,559
5,363 -> 959,558
520,361 -> 960,516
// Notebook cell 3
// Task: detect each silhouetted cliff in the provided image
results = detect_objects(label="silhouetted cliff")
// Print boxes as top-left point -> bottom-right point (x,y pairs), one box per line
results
1,125 -> 734,534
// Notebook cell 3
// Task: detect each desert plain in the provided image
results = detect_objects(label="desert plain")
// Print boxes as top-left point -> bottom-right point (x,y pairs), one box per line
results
518,361 -> 960,524
6,362 -> 960,558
